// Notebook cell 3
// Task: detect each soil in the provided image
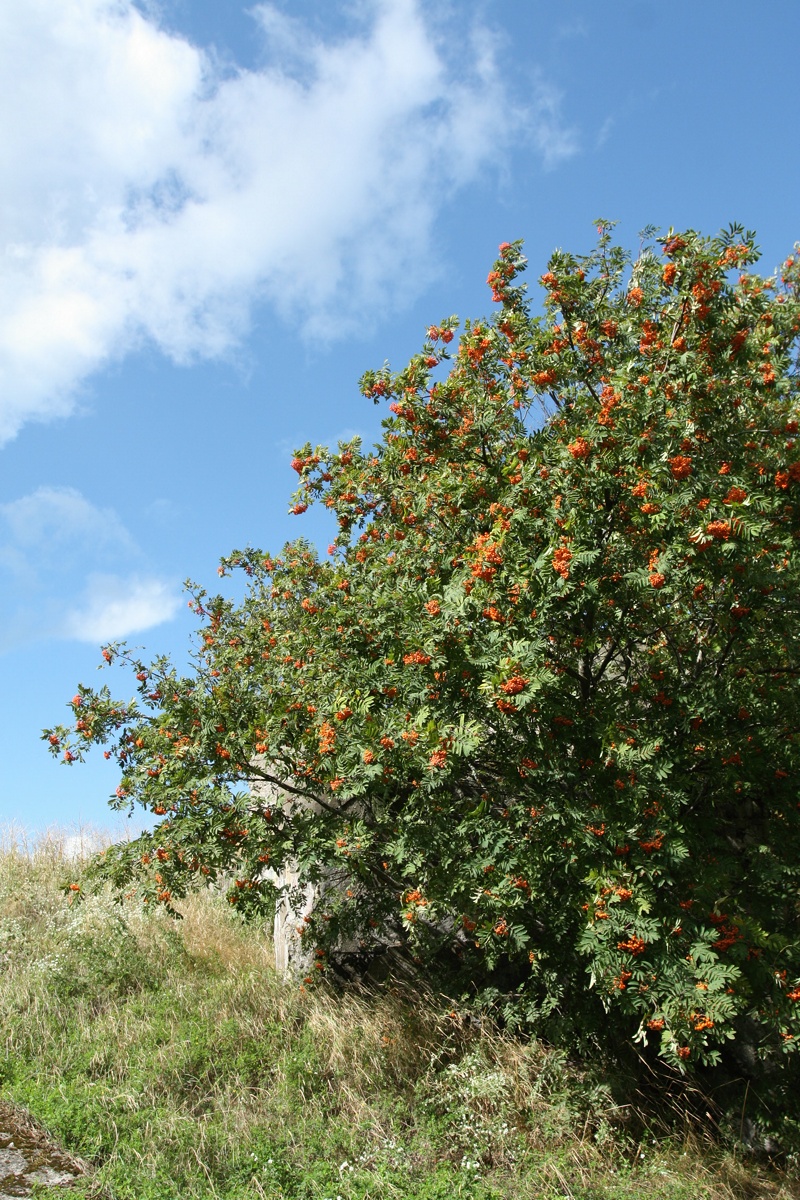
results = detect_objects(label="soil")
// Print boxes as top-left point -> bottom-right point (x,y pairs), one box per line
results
0,1102 -> 87,1196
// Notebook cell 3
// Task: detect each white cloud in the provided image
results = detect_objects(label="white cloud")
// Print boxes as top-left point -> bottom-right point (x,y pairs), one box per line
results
0,486 -> 179,648
0,0 -> 576,445
0,486 -> 134,558
529,77 -> 580,171
596,116 -> 615,150
63,573 -> 182,642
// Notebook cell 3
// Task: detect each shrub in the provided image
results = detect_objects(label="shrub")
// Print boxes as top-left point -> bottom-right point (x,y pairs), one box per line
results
47,225 -> 800,1091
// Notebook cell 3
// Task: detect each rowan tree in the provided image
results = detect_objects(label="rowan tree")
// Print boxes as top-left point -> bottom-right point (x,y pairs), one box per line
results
47,224 -> 800,1094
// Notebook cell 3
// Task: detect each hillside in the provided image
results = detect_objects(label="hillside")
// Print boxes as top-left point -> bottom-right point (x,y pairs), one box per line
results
0,830 -> 796,1200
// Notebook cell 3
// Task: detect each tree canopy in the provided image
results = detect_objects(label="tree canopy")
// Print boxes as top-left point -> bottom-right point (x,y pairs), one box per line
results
48,223 -> 800,1080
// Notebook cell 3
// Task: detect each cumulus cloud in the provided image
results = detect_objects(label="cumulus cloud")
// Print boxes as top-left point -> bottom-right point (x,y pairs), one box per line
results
0,0 -> 578,445
63,574 -> 182,642
0,486 -> 179,648
0,486 -> 134,564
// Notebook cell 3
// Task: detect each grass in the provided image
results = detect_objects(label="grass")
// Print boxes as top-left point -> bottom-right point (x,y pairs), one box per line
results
0,828 -> 797,1200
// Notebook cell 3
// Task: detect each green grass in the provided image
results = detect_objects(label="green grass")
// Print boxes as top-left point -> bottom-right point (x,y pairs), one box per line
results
0,828 -> 796,1200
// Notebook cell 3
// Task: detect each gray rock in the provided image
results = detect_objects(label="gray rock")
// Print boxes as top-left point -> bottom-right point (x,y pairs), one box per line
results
26,1165 -> 78,1186
0,1148 -> 27,1179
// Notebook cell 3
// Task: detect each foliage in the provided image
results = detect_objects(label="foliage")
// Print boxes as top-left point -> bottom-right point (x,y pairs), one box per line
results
46,224 -> 800,1081
1,834 -> 797,1199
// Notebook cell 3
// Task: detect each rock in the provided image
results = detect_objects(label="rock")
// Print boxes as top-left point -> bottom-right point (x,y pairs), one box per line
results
0,1148 -> 28,1176
0,1102 -> 87,1194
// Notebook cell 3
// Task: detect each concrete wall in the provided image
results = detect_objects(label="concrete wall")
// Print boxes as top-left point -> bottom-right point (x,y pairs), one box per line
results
249,771 -> 320,975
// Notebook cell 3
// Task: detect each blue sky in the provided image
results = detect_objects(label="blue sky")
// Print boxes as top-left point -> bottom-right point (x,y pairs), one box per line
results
2,0 -> 799,834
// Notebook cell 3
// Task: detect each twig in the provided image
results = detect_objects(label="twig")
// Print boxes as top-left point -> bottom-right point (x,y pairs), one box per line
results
739,1079 -> 750,1146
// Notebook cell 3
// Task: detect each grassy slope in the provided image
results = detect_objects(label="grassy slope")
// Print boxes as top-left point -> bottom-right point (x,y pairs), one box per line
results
0,831 -> 796,1200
